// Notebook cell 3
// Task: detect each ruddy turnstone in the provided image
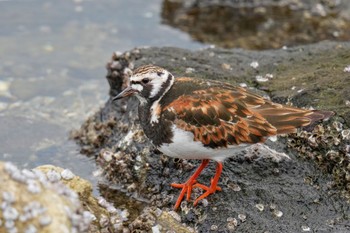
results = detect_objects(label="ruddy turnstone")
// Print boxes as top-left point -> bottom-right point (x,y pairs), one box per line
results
113,64 -> 333,209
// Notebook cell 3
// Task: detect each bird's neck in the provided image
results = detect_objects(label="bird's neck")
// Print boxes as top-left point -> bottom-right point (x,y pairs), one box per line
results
138,100 -> 173,147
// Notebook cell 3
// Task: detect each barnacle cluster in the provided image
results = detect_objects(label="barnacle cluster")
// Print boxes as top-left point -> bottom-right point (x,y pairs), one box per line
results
129,207 -> 194,232
288,120 -> 350,199
0,162 -> 93,233
70,48 -> 142,157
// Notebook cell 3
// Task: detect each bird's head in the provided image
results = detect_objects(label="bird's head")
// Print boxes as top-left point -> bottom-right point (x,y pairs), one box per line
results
113,65 -> 174,104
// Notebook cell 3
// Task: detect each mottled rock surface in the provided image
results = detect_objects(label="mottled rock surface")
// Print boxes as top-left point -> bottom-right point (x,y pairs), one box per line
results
72,41 -> 350,232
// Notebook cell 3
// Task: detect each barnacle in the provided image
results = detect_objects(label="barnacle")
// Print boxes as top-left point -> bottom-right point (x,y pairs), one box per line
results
288,119 -> 350,200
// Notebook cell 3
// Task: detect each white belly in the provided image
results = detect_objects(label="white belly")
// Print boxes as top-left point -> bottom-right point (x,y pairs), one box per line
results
158,126 -> 249,162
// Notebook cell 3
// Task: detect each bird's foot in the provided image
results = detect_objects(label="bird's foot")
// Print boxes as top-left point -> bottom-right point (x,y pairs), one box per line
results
171,179 -> 197,210
193,179 -> 222,206
171,178 -> 221,209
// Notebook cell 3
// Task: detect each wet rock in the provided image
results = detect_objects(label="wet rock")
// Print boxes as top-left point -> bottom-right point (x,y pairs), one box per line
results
0,162 -> 134,233
129,207 -> 193,232
72,41 -> 350,232
35,165 -> 131,233
162,0 -> 350,49
0,162 -> 92,233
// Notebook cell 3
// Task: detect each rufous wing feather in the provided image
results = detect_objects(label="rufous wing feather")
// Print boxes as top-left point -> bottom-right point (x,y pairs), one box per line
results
163,87 -> 278,148
254,103 -> 334,134
163,83 -> 333,148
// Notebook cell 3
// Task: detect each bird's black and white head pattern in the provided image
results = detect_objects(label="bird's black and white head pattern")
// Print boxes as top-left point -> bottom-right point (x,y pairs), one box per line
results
129,65 -> 175,104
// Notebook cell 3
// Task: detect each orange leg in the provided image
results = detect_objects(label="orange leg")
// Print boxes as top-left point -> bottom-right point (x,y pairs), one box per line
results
171,160 -> 223,209
171,159 -> 209,209
193,162 -> 223,206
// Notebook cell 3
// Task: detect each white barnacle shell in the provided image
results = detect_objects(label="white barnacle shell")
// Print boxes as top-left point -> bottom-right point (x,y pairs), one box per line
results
61,169 -> 75,180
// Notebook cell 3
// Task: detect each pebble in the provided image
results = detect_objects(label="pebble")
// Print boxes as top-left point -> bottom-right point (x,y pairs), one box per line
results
168,210 -> 181,222
3,206 -> 19,220
61,169 -> 75,180
39,215 -> 52,226
256,75 -> 269,82
110,61 -> 122,70
114,51 -> 123,58
97,196 -> 108,207
32,170 -> 48,185
273,210 -> 283,218
123,68 -> 132,76
228,182 -> 241,192
151,225 -> 161,233
343,65 -> 350,72
22,169 -> 37,180
301,225 -> 311,231
24,225 -> 37,233
341,129 -> 350,140
120,209 -> 129,220
4,162 -> 25,183
2,191 -> 16,203
250,61 -> 259,69
210,224 -> 218,231
238,213 -> 246,222
46,170 -> 61,182
27,180 -> 42,194
83,211 -> 96,222
107,206 -> 118,214
345,100 -> 350,107
185,67 -> 195,73
201,198 -> 209,207
221,63 -> 231,70
99,215 -> 110,228
101,151 -> 113,162
255,204 -> 264,212
333,121 -> 343,132
5,220 -> 15,229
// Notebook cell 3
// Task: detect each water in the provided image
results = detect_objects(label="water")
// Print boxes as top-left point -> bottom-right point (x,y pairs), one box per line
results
0,0 -> 203,184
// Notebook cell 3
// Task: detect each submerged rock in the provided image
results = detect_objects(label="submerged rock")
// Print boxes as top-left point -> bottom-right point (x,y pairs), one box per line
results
72,41 -> 350,232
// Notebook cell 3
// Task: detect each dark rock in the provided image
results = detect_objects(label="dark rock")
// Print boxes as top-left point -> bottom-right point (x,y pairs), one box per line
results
161,0 -> 350,49
72,41 -> 350,232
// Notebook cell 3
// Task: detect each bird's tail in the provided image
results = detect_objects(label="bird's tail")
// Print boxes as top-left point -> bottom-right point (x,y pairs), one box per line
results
256,105 -> 334,135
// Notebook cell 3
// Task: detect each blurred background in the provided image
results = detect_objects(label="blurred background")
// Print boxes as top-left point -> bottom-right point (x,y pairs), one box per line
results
0,0 -> 349,185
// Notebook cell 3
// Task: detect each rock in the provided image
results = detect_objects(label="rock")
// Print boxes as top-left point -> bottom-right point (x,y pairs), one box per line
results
0,162 -> 135,233
129,207 -> 194,232
34,165 -> 131,233
162,0 -> 350,49
72,41 -> 350,232
0,162 -> 92,233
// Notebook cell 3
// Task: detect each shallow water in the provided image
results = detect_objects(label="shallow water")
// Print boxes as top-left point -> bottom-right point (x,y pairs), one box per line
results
0,0 -> 203,186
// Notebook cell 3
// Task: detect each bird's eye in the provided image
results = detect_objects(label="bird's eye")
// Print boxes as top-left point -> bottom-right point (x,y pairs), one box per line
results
142,78 -> 150,84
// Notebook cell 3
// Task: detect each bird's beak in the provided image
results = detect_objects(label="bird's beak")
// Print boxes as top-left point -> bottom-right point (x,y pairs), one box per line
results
112,86 -> 137,101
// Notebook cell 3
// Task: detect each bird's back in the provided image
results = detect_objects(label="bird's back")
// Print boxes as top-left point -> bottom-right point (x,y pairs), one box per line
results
160,77 -> 333,148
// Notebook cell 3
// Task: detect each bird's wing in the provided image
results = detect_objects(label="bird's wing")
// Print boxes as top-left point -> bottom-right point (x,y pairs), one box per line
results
163,86 -> 278,148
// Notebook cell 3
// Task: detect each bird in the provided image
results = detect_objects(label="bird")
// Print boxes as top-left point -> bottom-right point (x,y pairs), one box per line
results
113,64 -> 333,210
